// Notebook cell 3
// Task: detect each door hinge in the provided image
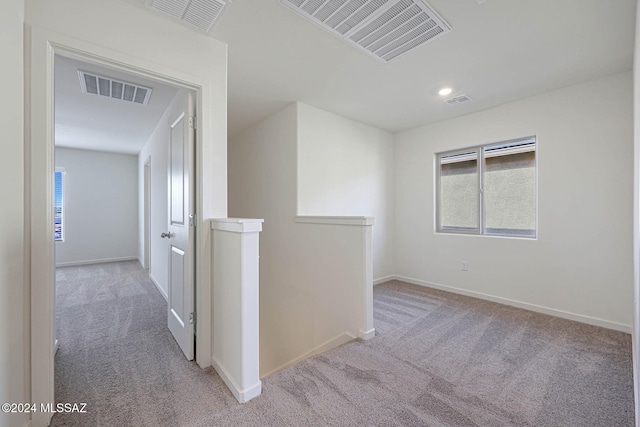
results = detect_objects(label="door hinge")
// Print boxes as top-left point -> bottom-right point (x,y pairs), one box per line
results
189,116 -> 197,130
189,312 -> 196,325
189,214 -> 197,227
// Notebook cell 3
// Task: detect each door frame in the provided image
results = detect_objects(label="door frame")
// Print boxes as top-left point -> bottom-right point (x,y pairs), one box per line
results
144,156 -> 151,270
28,26 -> 215,426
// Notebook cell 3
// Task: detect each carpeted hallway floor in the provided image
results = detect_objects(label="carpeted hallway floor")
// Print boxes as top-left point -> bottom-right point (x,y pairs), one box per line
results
53,261 -> 634,426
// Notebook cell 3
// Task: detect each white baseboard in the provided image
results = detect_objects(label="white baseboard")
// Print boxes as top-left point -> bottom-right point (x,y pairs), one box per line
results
30,412 -> 52,427
373,275 -> 394,286
261,332 -> 356,378
393,275 -> 632,334
149,273 -> 168,301
211,356 -> 262,403
359,328 -> 376,340
55,256 -> 138,267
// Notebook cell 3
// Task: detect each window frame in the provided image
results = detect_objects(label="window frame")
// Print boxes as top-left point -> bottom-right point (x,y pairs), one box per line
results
54,167 -> 65,242
435,136 -> 537,239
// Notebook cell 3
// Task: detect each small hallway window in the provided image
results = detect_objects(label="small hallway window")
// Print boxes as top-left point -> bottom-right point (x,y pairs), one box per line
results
55,169 -> 64,241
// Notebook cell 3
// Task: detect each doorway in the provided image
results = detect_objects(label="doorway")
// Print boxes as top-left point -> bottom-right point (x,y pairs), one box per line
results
53,51 -> 198,351
28,29 -> 217,424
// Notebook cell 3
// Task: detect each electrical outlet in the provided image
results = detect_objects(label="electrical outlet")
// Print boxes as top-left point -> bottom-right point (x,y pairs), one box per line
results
461,261 -> 468,271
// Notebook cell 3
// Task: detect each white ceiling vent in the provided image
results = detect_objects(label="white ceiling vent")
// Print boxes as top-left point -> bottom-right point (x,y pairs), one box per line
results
78,71 -> 153,105
445,94 -> 472,106
149,0 -> 228,32
281,0 -> 451,63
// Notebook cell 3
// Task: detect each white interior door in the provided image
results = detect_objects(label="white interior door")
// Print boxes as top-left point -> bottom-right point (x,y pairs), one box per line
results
164,94 -> 195,360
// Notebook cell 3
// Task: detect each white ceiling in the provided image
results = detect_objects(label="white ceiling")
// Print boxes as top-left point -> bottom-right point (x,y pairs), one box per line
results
55,56 -> 179,154
211,0 -> 636,136
111,0 -> 635,139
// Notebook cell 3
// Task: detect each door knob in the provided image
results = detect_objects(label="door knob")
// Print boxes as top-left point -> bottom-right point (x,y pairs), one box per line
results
161,232 -> 172,239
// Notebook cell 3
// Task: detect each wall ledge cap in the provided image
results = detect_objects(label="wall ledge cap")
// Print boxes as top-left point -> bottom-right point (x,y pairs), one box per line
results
294,216 -> 374,226
211,218 -> 264,232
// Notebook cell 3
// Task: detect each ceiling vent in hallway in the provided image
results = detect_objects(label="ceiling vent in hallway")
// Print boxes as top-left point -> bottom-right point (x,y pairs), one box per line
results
78,71 -> 153,105
149,0 -> 228,32
281,0 -> 451,63
445,94 -> 472,106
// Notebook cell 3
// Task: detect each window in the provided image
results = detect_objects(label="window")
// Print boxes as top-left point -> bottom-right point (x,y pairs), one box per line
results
54,169 -> 64,241
436,137 -> 536,238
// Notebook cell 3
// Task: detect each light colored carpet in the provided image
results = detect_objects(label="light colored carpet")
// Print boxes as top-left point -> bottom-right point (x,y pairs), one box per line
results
53,262 -> 634,426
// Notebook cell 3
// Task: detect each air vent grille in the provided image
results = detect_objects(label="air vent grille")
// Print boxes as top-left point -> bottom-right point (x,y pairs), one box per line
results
150,0 -> 228,32
78,71 -> 153,105
445,94 -> 472,106
281,0 -> 450,63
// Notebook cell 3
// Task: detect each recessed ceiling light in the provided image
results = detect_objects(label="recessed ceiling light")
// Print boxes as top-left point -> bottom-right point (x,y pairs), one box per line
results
439,87 -> 453,96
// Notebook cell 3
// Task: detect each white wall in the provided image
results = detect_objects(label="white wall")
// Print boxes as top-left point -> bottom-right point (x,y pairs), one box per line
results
230,104 -> 297,230
55,147 -> 138,266
138,89 -> 190,298
229,104 -> 373,376
632,2 -> 640,421
229,104 -> 297,376
297,104 -> 394,281
0,1 -> 25,426
395,72 -> 634,331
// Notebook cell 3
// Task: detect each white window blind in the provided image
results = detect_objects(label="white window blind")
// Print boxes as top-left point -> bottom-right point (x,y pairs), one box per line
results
437,137 -> 536,238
